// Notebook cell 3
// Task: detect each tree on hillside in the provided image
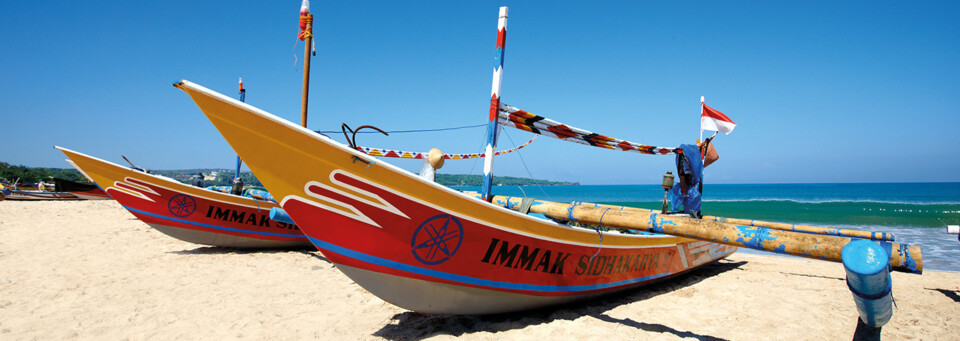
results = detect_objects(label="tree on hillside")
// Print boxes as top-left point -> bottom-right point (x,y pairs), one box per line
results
0,162 -> 85,183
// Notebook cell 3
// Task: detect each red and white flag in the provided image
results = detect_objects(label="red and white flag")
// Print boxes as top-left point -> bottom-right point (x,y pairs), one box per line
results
700,98 -> 736,134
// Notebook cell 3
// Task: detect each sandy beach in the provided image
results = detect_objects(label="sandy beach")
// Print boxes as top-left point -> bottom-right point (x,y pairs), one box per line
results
0,200 -> 957,340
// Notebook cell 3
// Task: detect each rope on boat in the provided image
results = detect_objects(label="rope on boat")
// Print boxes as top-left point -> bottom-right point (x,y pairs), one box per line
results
315,123 -> 485,135
567,201 -> 581,222
356,136 -> 536,160
502,129 -> 552,200
341,123 -> 389,149
293,2 -> 314,72
298,14 -> 313,42
589,208 -> 611,263
251,196 -> 263,214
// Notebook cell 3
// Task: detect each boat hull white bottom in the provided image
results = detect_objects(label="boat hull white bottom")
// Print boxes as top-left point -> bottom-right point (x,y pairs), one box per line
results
336,264 -> 578,315
71,193 -> 111,200
147,223 -> 310,249
335,260 -> 724,315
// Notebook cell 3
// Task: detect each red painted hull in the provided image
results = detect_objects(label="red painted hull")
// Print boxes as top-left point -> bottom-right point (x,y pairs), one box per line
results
56,147 -> 311,248
283,170 -> 736,313
112,177 -> 308,248
178,80 -> 736,314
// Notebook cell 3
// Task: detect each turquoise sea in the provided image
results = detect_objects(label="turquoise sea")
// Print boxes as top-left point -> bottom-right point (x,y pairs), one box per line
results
458,183 -> 960,272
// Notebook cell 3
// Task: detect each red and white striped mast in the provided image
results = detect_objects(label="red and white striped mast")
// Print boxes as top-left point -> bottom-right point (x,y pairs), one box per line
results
481,6 -> 508,201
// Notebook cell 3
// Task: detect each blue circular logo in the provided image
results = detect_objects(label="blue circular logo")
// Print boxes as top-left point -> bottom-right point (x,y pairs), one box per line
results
168,194 -> 197,217
411,214 -> 464,265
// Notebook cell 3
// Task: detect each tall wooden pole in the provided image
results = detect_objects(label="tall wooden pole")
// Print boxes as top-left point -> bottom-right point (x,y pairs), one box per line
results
298,0 -> 313,128
481,6 -> 508,201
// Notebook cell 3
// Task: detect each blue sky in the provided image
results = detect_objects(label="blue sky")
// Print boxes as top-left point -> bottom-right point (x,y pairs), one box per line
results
1,1 -> 958,184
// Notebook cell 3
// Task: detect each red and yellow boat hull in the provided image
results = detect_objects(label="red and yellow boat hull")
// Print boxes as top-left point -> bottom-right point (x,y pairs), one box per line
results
177,80 -> 735,314
56,147 -> 310,248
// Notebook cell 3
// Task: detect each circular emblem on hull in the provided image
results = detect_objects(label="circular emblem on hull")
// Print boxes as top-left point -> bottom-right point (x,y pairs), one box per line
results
411,214 -> 464,265
168,194 -> 197,217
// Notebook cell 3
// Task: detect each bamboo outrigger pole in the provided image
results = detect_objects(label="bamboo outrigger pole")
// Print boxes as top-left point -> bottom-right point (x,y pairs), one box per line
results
485,194 -> 922,274
298,0 -> 313,128
701,215 -> 895,242
543,201 -> 895,242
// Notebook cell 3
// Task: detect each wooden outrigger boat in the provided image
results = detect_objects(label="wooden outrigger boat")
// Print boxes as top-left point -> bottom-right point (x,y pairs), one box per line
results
52,177 -> 111,200
177,78 -> 737,314
55,147 -> 311,248
177,5 -> 921,323
1,188 -> 78,201
4,181 -> 41,191
1,177 -> 108,201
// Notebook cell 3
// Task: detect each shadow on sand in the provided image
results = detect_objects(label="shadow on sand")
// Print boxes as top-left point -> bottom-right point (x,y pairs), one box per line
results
925,287 -> 960,303
373,259 -> 746,341
851,317 -> 882,341
779,272 -> 844,281
168,246 -> 331,263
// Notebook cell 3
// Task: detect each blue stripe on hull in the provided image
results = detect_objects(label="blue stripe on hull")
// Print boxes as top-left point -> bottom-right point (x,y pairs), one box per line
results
307,236 -> 673,294
122,206 -> 307,239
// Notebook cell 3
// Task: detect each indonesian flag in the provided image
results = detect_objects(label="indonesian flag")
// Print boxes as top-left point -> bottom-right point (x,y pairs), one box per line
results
700,98 -> 736,134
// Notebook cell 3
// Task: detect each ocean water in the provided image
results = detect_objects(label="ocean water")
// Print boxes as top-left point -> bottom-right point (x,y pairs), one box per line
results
457,183 -> 960,272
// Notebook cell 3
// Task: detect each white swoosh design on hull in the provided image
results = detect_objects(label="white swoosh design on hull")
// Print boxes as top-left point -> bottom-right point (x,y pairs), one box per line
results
327,170 -> 408,219
280,170 -> 410,229
108,177 -> 160,202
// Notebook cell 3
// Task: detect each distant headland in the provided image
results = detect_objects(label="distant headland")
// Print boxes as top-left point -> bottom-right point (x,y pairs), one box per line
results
0,163 -> 577,187
435,174 -> 578,187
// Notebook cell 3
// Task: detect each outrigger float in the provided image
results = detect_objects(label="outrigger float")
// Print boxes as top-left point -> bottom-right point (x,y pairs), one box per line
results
176,4 -> 920,325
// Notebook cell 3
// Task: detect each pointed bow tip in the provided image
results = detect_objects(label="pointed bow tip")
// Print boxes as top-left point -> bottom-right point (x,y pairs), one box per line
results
172,79 -> 189,90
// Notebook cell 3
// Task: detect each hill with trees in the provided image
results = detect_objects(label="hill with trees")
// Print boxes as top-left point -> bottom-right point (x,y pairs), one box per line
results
0,162 -> 85,184
0,162 -> 575,188
435,174 -> 578,186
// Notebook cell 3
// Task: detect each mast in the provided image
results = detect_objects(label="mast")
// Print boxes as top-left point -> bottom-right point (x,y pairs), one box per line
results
481,6 -> 508,201
235,77 -> 246,181
298,0 -> 314,127
699,96 -> 705,143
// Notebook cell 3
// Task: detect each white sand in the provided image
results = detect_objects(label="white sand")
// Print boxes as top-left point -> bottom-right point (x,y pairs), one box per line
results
1,200 -> 957,340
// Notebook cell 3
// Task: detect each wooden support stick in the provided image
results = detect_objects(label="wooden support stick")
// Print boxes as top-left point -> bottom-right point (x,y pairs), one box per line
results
300,13 -> 313,128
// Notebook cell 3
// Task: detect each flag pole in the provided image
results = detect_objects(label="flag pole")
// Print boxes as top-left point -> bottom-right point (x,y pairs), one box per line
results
298,0 -> 314,128
481,6 -> 509,202
235,77 -> 246,181
699,96 -> 705,144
